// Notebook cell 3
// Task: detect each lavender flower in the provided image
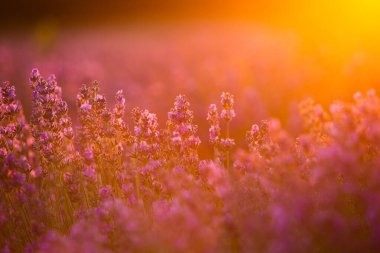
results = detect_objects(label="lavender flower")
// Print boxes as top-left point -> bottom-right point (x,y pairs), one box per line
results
220,92 -> 236,122
29,69 -> 73,166
2,69 -> 380,253
166,95 -> 201,173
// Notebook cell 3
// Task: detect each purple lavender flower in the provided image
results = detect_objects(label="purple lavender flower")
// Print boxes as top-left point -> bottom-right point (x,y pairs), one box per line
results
29,69 -> 74,166
220,92 -> 236,122
166,95 -> 201,172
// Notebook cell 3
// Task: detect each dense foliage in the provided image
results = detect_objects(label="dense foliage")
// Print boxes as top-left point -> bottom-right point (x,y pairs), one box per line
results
1,69 -> 380,252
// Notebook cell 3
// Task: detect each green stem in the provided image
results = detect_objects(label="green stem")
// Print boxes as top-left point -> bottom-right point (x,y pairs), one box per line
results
54,183 -> 64,230
226,121 -> 230,170
59,171 -> 74,228
81,176 -> 90,209
2,136 -> 11,152
133,157 -> 141,201
5,193 -> 33,243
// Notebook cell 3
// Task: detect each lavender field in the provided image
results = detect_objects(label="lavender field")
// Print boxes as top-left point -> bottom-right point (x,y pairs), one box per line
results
1,64 -> 380,252
2,3 -> 380,251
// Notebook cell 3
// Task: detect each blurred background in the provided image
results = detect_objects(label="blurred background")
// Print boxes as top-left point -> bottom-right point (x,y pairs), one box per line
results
1,0 -> 380,153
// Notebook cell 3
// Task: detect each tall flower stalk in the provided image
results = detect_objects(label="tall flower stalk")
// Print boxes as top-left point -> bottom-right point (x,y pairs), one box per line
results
207,92 -> 235,170
29,69 -> 75,231
166,95 -> 201,176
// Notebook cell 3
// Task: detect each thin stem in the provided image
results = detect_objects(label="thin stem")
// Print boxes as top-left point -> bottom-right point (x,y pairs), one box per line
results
6,193 -> 33,243
133,157 -> 141,201
2,136 -> 11,152
58,170 -> 74,230
226,121 -> 230,170
81,176 -> 90,209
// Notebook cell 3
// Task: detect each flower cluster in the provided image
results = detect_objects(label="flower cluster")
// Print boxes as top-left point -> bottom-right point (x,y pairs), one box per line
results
220,92 -> 236,122
207,104 -> 220,144
166,95 -> 201,173
246,120 -> 278,159
2,69 -> 380,253
29,69 -> 73,167
132,107 -> 160,162
0,81 -> 31,191
207,93 -> 236,168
